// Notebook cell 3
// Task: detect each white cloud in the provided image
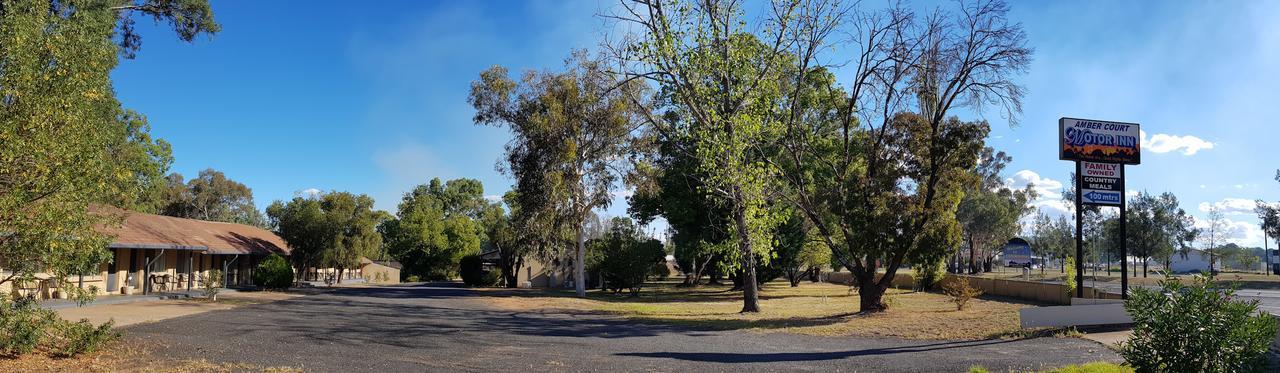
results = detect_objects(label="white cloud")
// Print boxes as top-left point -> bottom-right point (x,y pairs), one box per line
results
484,194 -> 502,202
294,188 -> 323,199
1006,170 -> 1064,200
1033,199 -> 1072,217
1140,130 -> 1215,155
1193,215 -> 1266,247
1198,198 -> 1273,216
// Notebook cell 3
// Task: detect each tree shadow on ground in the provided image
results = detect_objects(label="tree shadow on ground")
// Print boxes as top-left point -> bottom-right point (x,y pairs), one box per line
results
617,338 -> 1022,363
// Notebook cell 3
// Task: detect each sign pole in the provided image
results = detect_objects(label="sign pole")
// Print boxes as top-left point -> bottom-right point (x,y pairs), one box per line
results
1075,161 -> 1084,299
1119,165 -> 1128,299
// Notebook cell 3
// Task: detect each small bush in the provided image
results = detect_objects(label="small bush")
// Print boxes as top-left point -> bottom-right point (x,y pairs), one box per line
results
1064,256 -> 1077,296
201,269 -> 224,301
0,296 -> 57,355
941,277 -> 983,311
585,218 -> 667,296
0,295 -> 118,358
406,274 -> 420,283
1121,274 -> 1277,372
47,319 -> 119,357
915,258 -> 947,291
459,254 -> 495,286
253,254 -> 294,290
1044,362 -> 1133,373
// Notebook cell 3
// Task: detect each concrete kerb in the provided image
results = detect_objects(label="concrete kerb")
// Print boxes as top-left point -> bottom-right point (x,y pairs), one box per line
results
39,289 -> 219,310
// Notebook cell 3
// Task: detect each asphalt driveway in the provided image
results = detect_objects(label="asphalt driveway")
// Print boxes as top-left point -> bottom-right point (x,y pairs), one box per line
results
125,283 -> 1119,372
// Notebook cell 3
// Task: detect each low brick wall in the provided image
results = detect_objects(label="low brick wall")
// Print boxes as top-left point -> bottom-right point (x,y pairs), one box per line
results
824,271 -> 1122,305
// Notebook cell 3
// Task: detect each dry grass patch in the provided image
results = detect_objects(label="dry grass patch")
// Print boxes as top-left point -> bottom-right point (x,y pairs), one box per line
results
488,281 -> 1029,340
0,339 -> 302,372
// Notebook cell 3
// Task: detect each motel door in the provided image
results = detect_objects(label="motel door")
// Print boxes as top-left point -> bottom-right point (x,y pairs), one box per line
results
106,249 -> 119,292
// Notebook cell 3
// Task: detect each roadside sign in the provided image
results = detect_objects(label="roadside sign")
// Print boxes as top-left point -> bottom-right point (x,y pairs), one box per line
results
1061,117 -> 1141,300
1059,118 -> 1141,165
1080,161 -> 1123,206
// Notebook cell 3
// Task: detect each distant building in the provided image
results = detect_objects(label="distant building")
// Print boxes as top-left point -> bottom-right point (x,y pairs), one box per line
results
1168,249 -> 1219,273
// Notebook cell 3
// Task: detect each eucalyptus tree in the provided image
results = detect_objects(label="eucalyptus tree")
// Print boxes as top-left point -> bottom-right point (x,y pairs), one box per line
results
957,148 -> 1035,273
0,0 -> 217,297
470,52 -> 645,297
157,168 -> 267,227
320,192 -> 385,283
381,178 -> 486,280
267,196 -> 327,283
1258,171 -> 1280,271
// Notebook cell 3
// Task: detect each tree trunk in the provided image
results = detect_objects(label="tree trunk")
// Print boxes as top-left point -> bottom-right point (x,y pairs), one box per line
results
734,199 -> 760,313
574,223 -> 586,297
856,271 -> 886,313
968,236 -> 978,274
1142,260 -> 1148,278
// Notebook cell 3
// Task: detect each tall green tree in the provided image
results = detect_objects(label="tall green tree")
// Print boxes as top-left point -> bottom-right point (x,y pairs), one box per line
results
266,191 -> 386,283
266,196 -> 327,284
0,0 -> 217,296
613,0 -> 804,312
767,0 -> 1028,312
957,148 -> 1035,273
628,119 -> 735,287
479,198 -> 521,287
1258,171 -> 1280,271
320,192 -> 385,283
470,51 -> 645,297
381,178 -> 485,279
157,168 -> 267,227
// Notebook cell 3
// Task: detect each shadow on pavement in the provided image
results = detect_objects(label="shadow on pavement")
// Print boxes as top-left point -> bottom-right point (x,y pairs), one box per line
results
616,339 -> 1021,363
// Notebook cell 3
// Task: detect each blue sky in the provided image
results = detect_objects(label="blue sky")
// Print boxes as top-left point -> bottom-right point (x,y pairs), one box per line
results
111,1 -> 1279,247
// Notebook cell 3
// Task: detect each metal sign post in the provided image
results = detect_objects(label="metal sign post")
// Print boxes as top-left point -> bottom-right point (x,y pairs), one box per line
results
1119,165 -> 1128,299
1060,118 -> 1141,300
1074,161 -> 1084,298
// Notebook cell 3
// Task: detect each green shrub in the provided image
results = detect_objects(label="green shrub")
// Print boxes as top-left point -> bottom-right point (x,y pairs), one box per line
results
1121,274 -> 1277,372
47,319 -> 119,357
0,296 -> 57,355
459,254 -> 495,286
201,269 -> 224,301
0,295 -> 118,357
1044,362 -> 1133,373
1064,256 -> 1076,296
406,274 -> 420,282
589,218 -> 667,296
914,258 -> 947,291
252,254 -> 294,290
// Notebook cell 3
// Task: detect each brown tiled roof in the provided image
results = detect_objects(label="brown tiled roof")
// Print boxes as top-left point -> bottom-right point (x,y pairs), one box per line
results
92,205 -> 290,256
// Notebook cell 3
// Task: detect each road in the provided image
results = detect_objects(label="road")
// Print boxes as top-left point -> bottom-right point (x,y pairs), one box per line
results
1076,279 -> 1280,314
124,283 -> 1117,372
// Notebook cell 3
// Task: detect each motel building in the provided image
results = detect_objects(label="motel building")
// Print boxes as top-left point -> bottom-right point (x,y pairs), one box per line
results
2,206 -> 291,300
